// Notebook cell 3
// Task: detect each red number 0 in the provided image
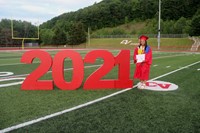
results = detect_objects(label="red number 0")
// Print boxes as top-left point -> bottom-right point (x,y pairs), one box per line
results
52,50 -> 84,90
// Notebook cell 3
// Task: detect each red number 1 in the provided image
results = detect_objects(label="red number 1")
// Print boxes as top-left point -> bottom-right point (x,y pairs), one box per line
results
115,50 -> 133,88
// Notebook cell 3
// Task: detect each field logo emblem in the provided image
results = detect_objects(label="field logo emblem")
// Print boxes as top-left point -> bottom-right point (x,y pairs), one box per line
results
120,40 -> 138,45
120,40 -> 132,45
140,81 -> 178,91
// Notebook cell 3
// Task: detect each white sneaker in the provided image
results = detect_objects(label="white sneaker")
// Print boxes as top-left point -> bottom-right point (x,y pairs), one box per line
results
137,82 -> 142,89
140,84 -> 146,89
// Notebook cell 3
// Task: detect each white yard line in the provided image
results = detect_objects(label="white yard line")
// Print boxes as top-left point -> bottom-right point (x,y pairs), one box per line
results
0,62 -> 24,67
0,53 -> 194,79
1,60 -> 200,133
0,58 -> 20,60
0,78 -> 25,88
0,65 -> 102,80
150,61 -> 200,81
0,53 -> 192,67
154,53 -> 191,59
0,72 -> 14,77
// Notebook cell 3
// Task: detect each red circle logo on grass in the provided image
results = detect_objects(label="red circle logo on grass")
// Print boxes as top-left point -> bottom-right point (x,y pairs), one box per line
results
142,81 -> 178,91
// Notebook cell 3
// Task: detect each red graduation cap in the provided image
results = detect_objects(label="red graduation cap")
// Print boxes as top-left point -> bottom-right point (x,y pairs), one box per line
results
139,35 -> 149,41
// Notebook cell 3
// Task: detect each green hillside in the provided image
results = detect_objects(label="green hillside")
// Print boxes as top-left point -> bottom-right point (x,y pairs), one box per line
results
41,0 -> 200,30
38,0 -> 200,45
91,21 -> 147,35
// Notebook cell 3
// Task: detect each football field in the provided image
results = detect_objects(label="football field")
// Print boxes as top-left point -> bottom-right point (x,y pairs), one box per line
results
0,49 -> 200,133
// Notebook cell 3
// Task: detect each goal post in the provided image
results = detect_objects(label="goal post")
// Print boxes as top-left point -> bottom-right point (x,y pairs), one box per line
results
11,20 -> 40,49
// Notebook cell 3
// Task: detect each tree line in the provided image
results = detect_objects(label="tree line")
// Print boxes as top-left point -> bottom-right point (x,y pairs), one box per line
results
0,19 -> 38,47
40,0 -> 200,45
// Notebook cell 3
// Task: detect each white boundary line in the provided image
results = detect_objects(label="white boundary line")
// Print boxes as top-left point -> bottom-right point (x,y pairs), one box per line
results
1,60 -> 200,133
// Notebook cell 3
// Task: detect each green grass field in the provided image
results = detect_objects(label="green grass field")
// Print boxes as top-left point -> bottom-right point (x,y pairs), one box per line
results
88,38 -> 193,51
0,49 -> 200,133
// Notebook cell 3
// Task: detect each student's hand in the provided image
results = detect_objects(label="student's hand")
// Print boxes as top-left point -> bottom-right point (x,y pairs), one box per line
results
141,60 -> 145,63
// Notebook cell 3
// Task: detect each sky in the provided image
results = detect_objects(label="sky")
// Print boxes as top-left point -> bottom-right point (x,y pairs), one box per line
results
0,0 -> 102,25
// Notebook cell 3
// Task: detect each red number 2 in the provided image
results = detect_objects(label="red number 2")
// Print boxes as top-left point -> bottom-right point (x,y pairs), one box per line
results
21,50 -> 53,90
84,50 -> 115,89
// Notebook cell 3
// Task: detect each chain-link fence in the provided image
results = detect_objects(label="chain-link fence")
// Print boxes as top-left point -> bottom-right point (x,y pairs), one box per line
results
90,34 -> 189,39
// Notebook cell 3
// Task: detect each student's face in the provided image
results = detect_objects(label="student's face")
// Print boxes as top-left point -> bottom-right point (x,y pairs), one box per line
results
140,39 -> 146,46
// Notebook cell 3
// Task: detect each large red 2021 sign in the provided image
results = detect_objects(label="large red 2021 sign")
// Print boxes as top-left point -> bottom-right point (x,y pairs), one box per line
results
21,50 -> 133,90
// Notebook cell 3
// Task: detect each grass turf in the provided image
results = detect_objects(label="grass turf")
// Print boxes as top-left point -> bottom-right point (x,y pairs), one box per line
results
0,50 -> 199,133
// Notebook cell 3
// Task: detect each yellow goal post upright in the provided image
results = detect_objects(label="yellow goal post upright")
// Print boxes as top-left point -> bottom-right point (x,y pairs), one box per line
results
11,20 -> 40,49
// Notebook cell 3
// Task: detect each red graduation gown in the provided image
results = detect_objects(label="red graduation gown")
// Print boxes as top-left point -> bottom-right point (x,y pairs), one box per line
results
133,46 -> 152,80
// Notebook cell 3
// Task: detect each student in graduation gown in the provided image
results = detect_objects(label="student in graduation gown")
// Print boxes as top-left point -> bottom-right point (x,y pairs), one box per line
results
133,35 -> 152,89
